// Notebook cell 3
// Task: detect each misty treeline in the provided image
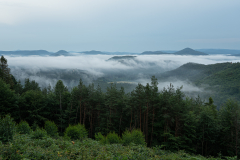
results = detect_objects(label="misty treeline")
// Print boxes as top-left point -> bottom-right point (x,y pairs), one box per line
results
1,55 -> 240,158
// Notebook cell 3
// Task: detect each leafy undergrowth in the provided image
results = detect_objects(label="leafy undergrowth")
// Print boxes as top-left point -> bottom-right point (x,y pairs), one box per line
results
0,134 -> 236,160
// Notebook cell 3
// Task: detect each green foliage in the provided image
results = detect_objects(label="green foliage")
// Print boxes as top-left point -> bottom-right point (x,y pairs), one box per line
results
219,99 -> 240,157
0,79 -> 18,118
95,132 -> 108,144
0,115 -> 16,143
0,133 -> 234,159
94,132 -> 104,141
20,90 -> 48,127
0,55 -> 14,87
17,121 -> 32,134
64,124 -> 87,141
122,130 -> 132,146
122,129 -> 146,146
131,129 -> 146,146
106,131 -> 121,144
31,127 -> 47,139
44,120 -> 58,137
22,78 -> 41,93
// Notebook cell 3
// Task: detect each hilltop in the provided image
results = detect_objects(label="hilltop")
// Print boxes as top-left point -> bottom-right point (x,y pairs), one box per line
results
50,50 -> 69,56
174,48 -> 208,55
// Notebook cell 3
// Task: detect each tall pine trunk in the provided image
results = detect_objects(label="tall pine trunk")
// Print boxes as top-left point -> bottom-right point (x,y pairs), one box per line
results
150,107 -> 155,146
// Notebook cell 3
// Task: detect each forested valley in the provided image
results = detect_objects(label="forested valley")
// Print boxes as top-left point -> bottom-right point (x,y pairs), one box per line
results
0,55 -> 239,159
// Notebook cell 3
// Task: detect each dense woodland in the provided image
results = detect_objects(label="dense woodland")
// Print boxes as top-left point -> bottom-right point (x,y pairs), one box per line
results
1,55 -> 240,158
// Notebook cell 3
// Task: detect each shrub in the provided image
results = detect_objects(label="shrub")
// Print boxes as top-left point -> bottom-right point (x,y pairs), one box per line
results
44,120 -> 58,137
131,129 -> 146,145
95,132 -> 108,144
31,121 -> 38,131
64,124 -> 87,141
31,127 -> 47,139
122,129 -> 146,146
0,115 -> 16,143
95,132 -> 104,141
122,130 -> 132,146
17,121 -> 32,134
106,132 -> 121,144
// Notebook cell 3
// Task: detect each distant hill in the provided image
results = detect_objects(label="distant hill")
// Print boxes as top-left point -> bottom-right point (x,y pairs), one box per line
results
107,56 -> 137,61
139,48 -> 208,55
0,50 -> 51,56
103,51 -> 139,55
3,48 -> 240,56
140,51 -> 168,55
174,48 -> 208,55
196,49 -> 240,55
107,56 -> 139,67
80,50 -> 105,55
50,50 -> 69,56
157,62 -> 240,106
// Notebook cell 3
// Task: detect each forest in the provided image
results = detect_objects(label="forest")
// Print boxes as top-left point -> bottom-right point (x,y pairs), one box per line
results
1,55 -> 240,159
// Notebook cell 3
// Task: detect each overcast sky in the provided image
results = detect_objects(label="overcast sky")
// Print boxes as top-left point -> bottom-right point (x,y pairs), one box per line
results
0,0 -> 240,52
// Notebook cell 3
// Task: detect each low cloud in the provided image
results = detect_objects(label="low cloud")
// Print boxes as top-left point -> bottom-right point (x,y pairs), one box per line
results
5,54 -> 240,91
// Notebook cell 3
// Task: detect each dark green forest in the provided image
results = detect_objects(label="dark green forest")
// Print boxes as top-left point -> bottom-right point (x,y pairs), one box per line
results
1,55 -> 240,158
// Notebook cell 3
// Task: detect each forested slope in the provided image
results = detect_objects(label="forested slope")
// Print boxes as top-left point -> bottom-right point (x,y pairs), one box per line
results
157,62 -> 240,106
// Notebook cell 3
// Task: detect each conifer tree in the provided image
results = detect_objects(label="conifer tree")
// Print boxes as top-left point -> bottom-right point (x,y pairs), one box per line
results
0,79 -> 18,119
54,80 -> 68,132
0,55 -> 13,87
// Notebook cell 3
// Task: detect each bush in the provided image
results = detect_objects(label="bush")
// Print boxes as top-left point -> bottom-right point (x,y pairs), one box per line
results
95,132 -> 108,144
31,121 -> 38,131
64,124 -> 87,141
17,121 -> 32,134
44,120 -> 58,137
95,132 -> 105,141
122,130 -> 132,146
0,115 -> 16,143
106,132 -> 121,144
31,127 -> 47,139
122,129 -> 146,146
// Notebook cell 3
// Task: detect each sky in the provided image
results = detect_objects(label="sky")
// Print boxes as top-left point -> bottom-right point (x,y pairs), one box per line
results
0,0 -> 240,52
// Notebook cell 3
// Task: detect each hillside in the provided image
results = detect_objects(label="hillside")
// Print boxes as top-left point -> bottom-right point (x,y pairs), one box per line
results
157,62 -> 240,106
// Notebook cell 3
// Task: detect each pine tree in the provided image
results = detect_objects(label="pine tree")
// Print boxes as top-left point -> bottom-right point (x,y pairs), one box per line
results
0,79 -> 18,119
0,56 -> 13,87
54,80 -> 68,132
